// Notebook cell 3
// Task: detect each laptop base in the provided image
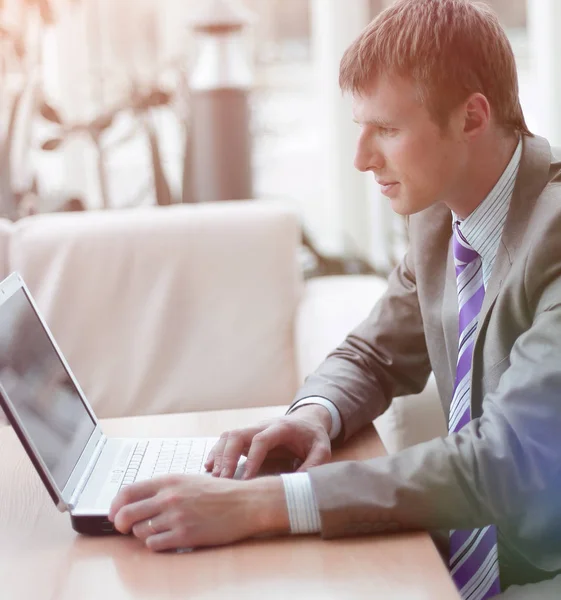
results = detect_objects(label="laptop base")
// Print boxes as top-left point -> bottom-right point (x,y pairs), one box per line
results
71,514 -> 118,535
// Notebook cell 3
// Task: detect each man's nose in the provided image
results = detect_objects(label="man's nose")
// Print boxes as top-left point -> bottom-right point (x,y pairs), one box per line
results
354,132 -> 384,172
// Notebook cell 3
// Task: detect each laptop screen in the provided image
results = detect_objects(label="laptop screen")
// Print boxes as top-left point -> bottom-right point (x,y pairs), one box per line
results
0,287 -> 96,490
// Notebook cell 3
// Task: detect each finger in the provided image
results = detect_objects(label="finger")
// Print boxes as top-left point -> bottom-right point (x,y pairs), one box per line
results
109,474 -> 178,522
146,529 -> 184,552
131,514 -> 169,541
296,441 -> 331,471
242,427 -> 286,480
108,478 -> 166,521
207,433 -> 229,475
113,497 -> 159,535
213,428 -> 257,476
204,435 -> 227,472
219,434 -> 248,478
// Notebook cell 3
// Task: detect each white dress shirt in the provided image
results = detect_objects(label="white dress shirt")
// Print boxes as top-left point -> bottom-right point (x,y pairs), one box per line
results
281,138 -> 523,535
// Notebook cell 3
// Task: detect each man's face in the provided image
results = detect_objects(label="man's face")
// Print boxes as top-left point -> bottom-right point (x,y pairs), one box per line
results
352,75 -> 466,215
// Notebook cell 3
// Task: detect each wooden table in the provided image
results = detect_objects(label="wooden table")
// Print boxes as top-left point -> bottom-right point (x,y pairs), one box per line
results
0,406 -> 460,599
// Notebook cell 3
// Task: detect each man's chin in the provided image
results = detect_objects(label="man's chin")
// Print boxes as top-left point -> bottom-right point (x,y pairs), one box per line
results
389,197 -> 413,216
389,195 -> 431,217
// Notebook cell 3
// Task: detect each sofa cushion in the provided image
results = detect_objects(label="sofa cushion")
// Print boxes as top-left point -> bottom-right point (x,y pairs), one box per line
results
8,202 -> 303,418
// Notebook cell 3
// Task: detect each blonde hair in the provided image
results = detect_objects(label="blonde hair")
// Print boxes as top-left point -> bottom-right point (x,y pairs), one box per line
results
339,0 -> 531,136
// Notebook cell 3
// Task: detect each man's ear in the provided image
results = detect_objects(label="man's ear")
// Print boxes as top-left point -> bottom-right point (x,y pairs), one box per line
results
462,93 -> 491,139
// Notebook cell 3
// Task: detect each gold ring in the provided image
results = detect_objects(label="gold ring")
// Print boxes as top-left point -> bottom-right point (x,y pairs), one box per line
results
148,518 -> 158,535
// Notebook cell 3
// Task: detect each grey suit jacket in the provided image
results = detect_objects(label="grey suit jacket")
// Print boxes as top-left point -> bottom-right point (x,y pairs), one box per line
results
292,135 -> 561,588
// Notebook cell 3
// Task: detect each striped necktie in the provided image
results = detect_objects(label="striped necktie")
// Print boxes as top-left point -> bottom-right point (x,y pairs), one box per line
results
449,222 -> 501,600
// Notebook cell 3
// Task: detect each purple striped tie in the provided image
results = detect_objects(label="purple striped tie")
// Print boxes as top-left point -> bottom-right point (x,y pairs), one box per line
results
449,222 -> 500,600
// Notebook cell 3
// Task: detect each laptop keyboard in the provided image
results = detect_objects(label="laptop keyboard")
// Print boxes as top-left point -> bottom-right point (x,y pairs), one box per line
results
120,438 -> 210,489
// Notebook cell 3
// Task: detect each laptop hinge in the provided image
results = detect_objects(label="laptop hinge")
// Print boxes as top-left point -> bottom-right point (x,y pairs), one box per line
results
68,435 -> 107,509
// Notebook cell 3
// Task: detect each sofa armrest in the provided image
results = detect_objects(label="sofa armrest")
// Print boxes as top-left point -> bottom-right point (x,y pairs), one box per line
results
295,275 -> 389,383
295,274 -> 446,452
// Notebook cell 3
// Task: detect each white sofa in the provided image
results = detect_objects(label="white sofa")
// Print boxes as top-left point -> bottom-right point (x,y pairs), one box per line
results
0,200 -> 445,453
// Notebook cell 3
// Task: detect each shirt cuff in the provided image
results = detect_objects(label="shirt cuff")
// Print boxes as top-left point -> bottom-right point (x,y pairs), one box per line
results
288,397 -> 342,440
281,472 -> 322,535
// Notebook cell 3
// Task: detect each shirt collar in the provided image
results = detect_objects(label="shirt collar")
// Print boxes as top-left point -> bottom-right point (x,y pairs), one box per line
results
452,137 -> 522,264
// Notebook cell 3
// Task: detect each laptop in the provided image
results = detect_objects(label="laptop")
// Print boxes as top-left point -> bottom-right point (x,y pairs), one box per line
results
0,272 -> 246,535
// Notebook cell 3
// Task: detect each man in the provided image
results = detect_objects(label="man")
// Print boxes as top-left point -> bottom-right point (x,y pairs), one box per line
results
109,1 -> 561,597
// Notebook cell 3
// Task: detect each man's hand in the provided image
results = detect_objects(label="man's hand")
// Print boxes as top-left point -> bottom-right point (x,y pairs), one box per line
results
108,474 -> 289,552
204,405 -> 333,479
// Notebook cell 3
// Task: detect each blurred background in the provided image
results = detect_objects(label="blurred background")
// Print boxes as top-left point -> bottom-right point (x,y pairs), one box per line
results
0,0 -> 558,277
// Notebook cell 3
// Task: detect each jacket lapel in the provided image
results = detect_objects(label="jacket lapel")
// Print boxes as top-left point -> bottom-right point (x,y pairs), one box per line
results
472,135 -> 553,378
442,235 -> 459,405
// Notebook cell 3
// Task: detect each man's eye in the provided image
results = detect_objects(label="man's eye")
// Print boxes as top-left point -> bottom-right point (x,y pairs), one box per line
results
379,127 -> 397,136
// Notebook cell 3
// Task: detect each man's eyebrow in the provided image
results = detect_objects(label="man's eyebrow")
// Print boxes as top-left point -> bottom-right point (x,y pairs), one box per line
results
353,117 -> 395,127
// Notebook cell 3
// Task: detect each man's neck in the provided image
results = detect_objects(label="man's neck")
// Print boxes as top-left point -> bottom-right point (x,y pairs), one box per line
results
447,133 -> 520,220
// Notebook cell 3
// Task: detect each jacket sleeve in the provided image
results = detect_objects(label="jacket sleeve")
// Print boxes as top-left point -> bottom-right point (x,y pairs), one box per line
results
307,271 -> 561,575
